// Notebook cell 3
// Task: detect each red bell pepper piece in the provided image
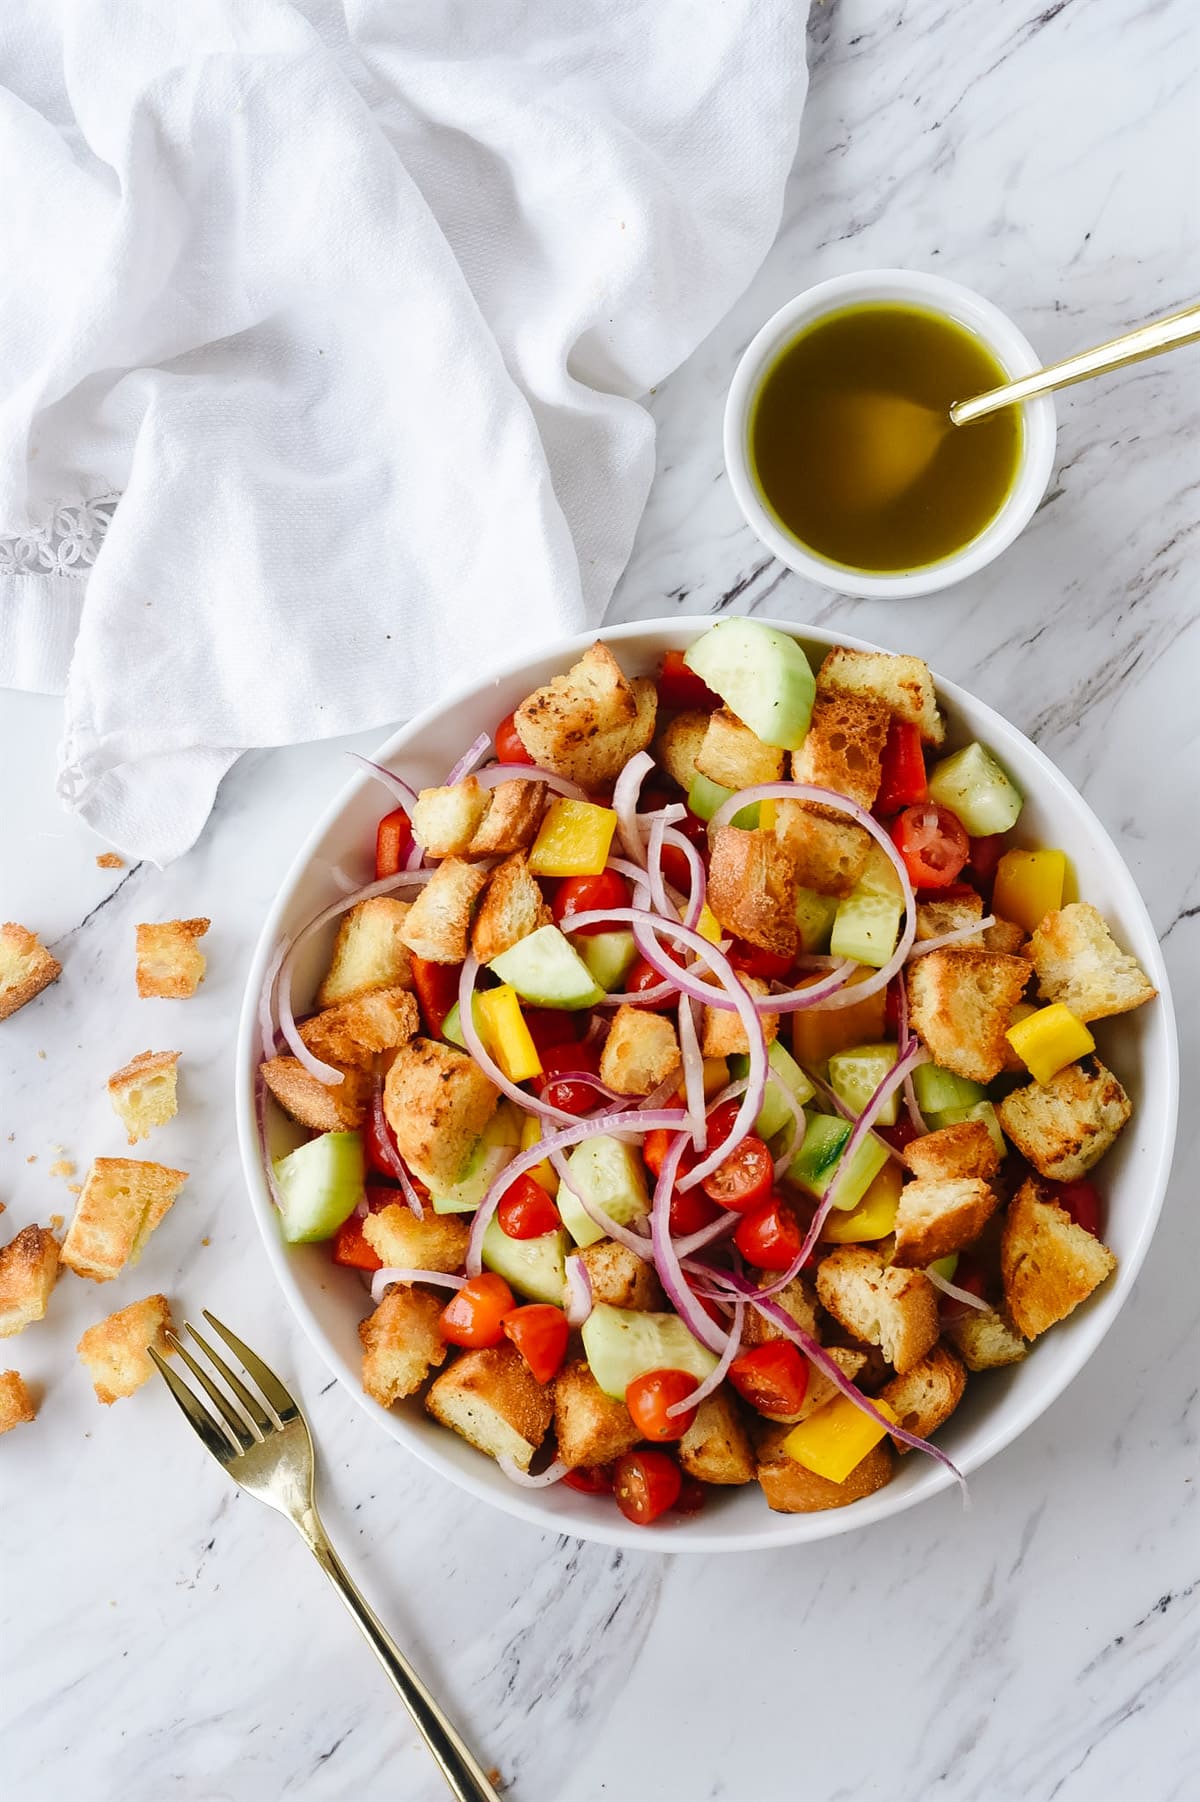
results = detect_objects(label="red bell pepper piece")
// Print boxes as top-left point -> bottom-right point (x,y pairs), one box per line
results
657,649 -> 721,711
375,808 -> 412,880
876,720 -> 927,815
331,1213 -> 382,1271
410,956 -> 462,1037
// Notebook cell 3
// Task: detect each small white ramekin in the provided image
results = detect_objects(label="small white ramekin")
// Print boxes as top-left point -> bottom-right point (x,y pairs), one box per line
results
723,269 -> 1057,600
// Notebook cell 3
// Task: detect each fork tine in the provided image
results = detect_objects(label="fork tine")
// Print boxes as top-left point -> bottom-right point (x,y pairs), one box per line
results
185,1320 -> 276,1434
201,1310 -> 300,1422
165,1331 -> 259,1452
149,1346 -> 241,1464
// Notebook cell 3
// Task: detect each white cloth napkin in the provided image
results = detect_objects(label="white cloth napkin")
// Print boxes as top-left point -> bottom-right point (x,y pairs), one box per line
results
0,0 -> 809,864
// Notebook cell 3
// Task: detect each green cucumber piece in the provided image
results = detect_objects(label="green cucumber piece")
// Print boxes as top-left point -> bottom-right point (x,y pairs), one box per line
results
481,1219 -> 567,1305
488,924 -> 605,1009
683,619 -> 816,750
830,892 -> 902,968
827,1043 -> 900,1126
911,1063 -> 985,1114
559,1136 -> 651,1249
729,1040 -> 816,1139
794,886 -> 839,953
927,742 -> 1023,836
431,1103 -> 522,1213
687,771 -> 760,828
930,1099 -> 1006,1161
573,928 -> 638,993
787,1111 -> 888,1211
440,995 -> 486,1051
273,1131 -> 364,1243
929,1253 -> 960,1281
581,1304 -> 718,1400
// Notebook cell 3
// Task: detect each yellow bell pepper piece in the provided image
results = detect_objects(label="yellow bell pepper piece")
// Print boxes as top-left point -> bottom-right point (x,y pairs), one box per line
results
1005,1001 -> 1095,1086
759,798 -> 776,831
820,1159 -> 902,1243
792,970 -> 887,1069
783,1395 -> 898,1484
695,901 -> 723,944
519,1113 -> 558,1194
528,799 -> 618,877
992,848 -> 1067,934
476,985 -> 543,1083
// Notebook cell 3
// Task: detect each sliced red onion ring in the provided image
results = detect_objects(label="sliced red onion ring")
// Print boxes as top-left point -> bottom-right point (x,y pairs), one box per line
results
258,939 -> 287,1060
612,750 -> 655,865
605,854 -> 654,892
641,1070 -> 685,1110
457,955 -> 596,1129
347,752 -> 420,814
475,763 -> 589,801
677,995 -> 706,1150
663,827 -> 707,931
444,732 -> 492,786
649,1135 -> 732,1355
908,915 -> 997,958
369,1266 -> 465,1304
327,863 -> 361,895
564,1255 -> 594,1327
672,1210 -> 738,1258
369,1082 -> 425,1219
497,1455 -> 570,1488
254,1076 -> 291,1220
926,1267 -> 990,1311
894,976 -> 927,1135
666,1298 -> 746,1417
549,1150 -> 654,1260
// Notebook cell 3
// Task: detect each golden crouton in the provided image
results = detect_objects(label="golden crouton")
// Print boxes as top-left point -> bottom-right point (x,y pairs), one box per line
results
107,1049 -> 180,1144
678,1388 -> 755,1484
1029,902 -> 1156,1023
741,1275 -> 819,1349
755,1426 -> 895,1513
514,644 -> 657,790
946,1307 -> 1028,1371
579,1238 -> 663,1311
996,1056 -> 1131,1181
0,1370 -> 35,1433
707,826 -> 798,957
983,917 -> 1027,957
362,1202 -> 471,1274
61,1157 -> 188,1282
553,1359 -> 641,1467
76,1293 -> 173,1404
700,975 -> 780,1057
260,1056 -> 368,1131
792,690 -> 890,815
317,897 -> 414,1006
774,802 -> 871,897
400,858 -> 489,964
298,987 -> 419,1069
466,779 -> 549,857
426,1343 -> 555,1471
655,711 -> 709,792
599,1004 -> 681,1097
471,851 -> 552,964
816,1246 -> 939,1375
135,918 -> 208,998
410,778 -> 491,858
892,1177 -> 1000,1268
907,949 -> 1030,1084
817,646 -> 944,745
915,894 -> 985,945
775,1346 -> 871,1425
383,1038 -> 499,1191
695,708 -> 786,790
0,923 -> 61,1021
0,1226 -> 60,1337
903,1120 -> 999,1184
1001,1178 -> 1117,1339
878,1342 -> 966,1450
359,1285 -> 448,1406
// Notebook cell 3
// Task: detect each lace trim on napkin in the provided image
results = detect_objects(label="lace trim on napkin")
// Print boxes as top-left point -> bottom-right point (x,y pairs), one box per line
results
0,495 -> 120,578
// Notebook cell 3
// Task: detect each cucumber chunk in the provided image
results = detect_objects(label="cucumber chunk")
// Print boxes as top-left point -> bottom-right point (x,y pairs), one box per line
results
573,928 -> 638,993
581,1303 -> 718,1399
273,1131 -> 364,1243
488,924 -> 605,1009
431,1103 -> 522,1214
929,1253 -> 960,1281
911,1063 -> 985,1114
928,1098 -> 1006,1160
729,1040 -> 816,1139
481,1218 -> 567,1305
927,742 -> 1023,836
559,1136 -> 651,1248
794,886 -> 839,953
687,772 -> 760,829
440,995 -> 485,1051
683,619 -> 816,750
830,892 -> 902,968
787,1112 -> 888,1211
827,1043 -> 900,1126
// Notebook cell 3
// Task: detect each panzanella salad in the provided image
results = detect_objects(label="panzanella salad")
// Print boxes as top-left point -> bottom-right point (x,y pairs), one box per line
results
257,623 -> 1157,1526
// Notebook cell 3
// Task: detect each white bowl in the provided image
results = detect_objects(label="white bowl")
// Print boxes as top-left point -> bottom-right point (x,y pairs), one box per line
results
723,269 -> 1058,600
236,619 -> 1177,1552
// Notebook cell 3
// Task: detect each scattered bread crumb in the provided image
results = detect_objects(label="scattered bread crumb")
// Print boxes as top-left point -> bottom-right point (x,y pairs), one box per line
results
49,1160 -> 74,1180
67,1183 -> 82,1195
96,853 -> 125,870
37,1050 -> 46,1061
25,1156 -> 36,1165
49,1215 -> 63,1233
201,1236 -> 211,1247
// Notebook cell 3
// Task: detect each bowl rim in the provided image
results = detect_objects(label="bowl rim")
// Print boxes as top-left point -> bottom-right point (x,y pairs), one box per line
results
235,616 -> 1178,1553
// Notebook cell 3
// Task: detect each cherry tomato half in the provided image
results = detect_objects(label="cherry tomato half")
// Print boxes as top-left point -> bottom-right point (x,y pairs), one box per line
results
727,1340 -> 809,1416
727,938 -> 795,982
440,1273 -> 515,1349
374,807 -> 411,881
531,1039 -> 602,1116
495,710 -> 535,765
1053,1178 -> 1103,1238
522,1007 -> 582,1052
700,1132 -> 775,1212
875,719 -> 928,815
733,1194 -> 803,1270
502,1304 -> 569,1383
670,1185 -> 724,1238
562,1464 -> 613,1494
890,803 -> 971,890
552,870 -> 632,937
612,1449 -> 683,1525
410,955 -> 463,1038
625,1368 -> 700,1441
657,649 -> 721,712
497,1172 -> 562,1240
624,955 -> 678,1010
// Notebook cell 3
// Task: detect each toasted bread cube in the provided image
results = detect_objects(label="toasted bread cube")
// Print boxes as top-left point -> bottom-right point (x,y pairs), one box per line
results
362,1202 -> 471,1274
317,897 -> 414,1006
947,1307 -> 1028,1371
996,1056 -> 1131,1181
877,1342 -> 966,1450
260,1056 -> 368,1131
700,975 -> 779,1056
579,1238 -> 663,1311
774,802 -> 871,897
299,987 -> 419,1070
383,1038 -> 499,1191
1029,902 -> 1156,1023
775,1346 -> 870,1425
76,1293 -> 173,1404
816,1246 -> 939,1375
678,1387 -> 755,1484
915,894 -> 985,945
426,1343 -> 555,1470
465,779 -> 549,857
892,1177 -> 1001,1268
707,826 -> 798,957
553,1359 -> 641,1467
410,778 -> 491,858
0,923 -> 61,1021
817,646 -> 944,745
741,1275 -> 819,1348
655,712 -> 709,792
983,917 -> 1027,957
792,690 -> 890,814
1001,1178 -> 1117,1339
135,918 -> 208,998
107,1049 -> 180,1144
0,1226 -> 60,1337
471,851 -> 552,964
755,1426 -> 894,1513
595,1005 -> 676,1099
400,859 -> 489,965
514,645 -> 657,790
0,1369 -> 35,1432
61,1158 -> 187,1282
904,1119 -> 999,1184
907,948 -> 1030,1084
695,708 -> 786,790
359,1285 -> 448,1405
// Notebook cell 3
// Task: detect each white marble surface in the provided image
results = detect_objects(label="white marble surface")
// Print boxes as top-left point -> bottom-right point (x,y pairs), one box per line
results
3,1 -> 1199,1797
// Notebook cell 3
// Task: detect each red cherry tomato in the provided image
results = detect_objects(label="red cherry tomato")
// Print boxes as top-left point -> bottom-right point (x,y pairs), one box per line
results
330,1213 -> 382,1271
552,870 -> 632,937
705,1098 -> 748,1150
625,1368 -> 700,1441
502,1304 -> 569,1383
969,832 -> 1007,885
890,803 -> 971,890
884,980 -> 902,1035
522,1007 -> 582,1052
657,649 -> 721,712
364,1103 -> 404,1180
700,1133 -> 775,1212
374,808 -> 411,881
875,720 -> 928,815
727,938 -> 795,982
670,1185 -> 724,1238
612,1449 -> 683,1525
497,1173 -> 562,1240
1053,1179 -> 1103,1237
440,1273 -> 515,1348
728,1340 -> 809,1416
495,710 -> 535,765
410,956 -> 463,1038
562,1464 -> 613,1494
658,842 -> 695,891
733,1194 -> 802,1270
530,1038 -> 601,1115
624,955 -> 679,1010
670,1474 -> 707,1515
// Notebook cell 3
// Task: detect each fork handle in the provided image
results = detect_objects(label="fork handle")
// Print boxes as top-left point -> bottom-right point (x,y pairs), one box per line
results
306,1528 -> 499,1801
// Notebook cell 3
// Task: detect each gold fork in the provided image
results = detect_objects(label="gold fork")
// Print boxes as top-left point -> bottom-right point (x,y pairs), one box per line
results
150,1311 -> 498,1802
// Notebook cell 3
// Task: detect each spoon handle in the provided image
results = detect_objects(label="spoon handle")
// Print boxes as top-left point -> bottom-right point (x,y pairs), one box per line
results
951,300 -> 1200,425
